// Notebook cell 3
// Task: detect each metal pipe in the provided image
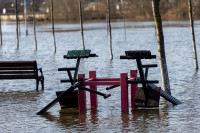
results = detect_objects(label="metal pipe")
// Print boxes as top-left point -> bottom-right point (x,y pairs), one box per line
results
136,59 -> 149,105
147,83 -> 181,105
78,85 -> 111,99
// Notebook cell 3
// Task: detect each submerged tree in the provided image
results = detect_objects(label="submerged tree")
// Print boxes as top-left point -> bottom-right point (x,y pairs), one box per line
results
151,0 -> 171,94
121,0 -> 126,40
32,0 -> 37,50
50,0 -> 57,52
16,0 -> 19,48
0,14 -> 2,46
105,0 -> 109,35
188,0 -> 198,70
24,0 -> 28,36
107,0 -> 113,60
78,0 -> 85,50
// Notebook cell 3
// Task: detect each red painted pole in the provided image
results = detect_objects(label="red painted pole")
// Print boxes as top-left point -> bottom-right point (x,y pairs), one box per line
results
130,70 -> 137,107
89,71 -> 97,108
120,73 -> 128,112
78,74 -> 86,113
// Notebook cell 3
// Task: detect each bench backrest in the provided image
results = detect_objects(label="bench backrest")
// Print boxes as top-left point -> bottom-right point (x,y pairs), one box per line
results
0,61 -> 38,79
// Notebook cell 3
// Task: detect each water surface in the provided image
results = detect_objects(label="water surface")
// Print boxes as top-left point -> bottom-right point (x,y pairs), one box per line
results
0,20 -> 200,132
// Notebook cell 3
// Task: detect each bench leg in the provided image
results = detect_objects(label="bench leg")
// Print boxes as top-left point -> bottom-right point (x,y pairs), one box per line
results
41,76 -> 44,90
36,79 -> 39,90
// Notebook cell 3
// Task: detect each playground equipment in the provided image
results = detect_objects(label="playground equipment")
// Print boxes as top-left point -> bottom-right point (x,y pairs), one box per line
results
37,50 -> 181,115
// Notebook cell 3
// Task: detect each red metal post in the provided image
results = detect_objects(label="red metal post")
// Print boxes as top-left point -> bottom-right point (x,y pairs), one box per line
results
120,73 -> 128,112
89,71 -> 97,108
78,74 -> 86,113
130,70 -> 137,107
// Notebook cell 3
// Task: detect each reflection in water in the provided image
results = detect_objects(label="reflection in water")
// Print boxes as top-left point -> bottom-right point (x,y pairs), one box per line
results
89,109 -> 99,125
39,106 -> 169,133
131,108 -> 169,132
121,112 -> 130,133
40,108 -> 85,129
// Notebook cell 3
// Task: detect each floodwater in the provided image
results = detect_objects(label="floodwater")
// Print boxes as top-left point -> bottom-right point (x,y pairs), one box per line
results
0,20 -> 200,133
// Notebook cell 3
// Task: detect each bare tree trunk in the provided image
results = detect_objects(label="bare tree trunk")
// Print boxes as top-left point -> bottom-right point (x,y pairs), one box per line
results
188,0 -> 198,70
105,0 -> 109,36
32,0 -> 37,50
0,14 -> 2,46
18,20 -> 21,37
121,0 -> 126,40
107,0 -> 113,60
50,0 -> 57,52
151,0 -> 171,94
24,0 -> 28,36
78,0 -> 85,50
16,0 -> 19,48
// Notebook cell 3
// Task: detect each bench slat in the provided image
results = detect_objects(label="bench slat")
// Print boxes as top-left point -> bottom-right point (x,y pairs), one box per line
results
0,71 -> 35,74
0,67 -> 35,70
0,75 -> 37,79
0,61 -> 36,67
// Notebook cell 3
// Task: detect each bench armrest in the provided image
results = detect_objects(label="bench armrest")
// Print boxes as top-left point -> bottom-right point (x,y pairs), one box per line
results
38,68 -> 44,77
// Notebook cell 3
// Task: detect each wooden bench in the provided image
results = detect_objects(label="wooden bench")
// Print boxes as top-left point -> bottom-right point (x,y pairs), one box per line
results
0,61 -> 44,90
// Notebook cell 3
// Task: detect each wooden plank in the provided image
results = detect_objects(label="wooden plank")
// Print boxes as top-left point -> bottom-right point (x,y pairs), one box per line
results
0,61 -> 36,67
0,71 -> 35,74
0,61 -> 36,64
0,75 -> 36,79
0,67 -> 34,70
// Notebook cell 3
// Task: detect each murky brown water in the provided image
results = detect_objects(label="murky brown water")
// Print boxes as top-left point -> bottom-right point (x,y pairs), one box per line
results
0,21 -> 200,132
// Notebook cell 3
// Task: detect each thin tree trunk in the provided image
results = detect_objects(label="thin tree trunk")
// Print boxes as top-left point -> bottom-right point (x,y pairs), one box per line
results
107,0 -> 113,60
18,20 -> 21,36
188,0 -> 198,70
32,0 -> 37,50
16,0 -> 19,48
121,0 -> 126,40
78,0 -> 85,50
24,0 -> 28,36
151,0 -> 171,94
105,0 -> 109,36
0,14 -> 2,46
50,0 -> 56,52
106,12 -> 109,36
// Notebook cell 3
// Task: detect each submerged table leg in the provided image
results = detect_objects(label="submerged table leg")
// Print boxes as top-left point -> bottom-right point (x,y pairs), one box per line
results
78,74 -> 86,113
130,70 -> 137,107
120,73 -> 128,112
89,71 -> 97,108
136,59 -> 149,106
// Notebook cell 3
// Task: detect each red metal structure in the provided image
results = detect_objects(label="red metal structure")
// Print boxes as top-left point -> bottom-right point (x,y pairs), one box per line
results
78,70 -> 137,112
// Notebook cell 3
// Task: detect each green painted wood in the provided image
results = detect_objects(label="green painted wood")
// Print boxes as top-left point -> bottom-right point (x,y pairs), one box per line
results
65,50 -> 91,58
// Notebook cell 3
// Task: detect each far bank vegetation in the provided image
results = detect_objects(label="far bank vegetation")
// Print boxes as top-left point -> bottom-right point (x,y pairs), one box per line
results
52,0 -> 200,21
1,0 -> 200,21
